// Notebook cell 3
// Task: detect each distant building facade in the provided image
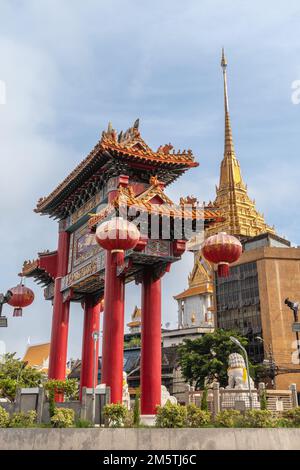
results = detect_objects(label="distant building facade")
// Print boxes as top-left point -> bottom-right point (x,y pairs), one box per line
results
215,233 -> 300,389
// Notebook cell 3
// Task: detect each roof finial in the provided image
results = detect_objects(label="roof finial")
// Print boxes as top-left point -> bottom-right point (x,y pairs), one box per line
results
221,47 -> 227,69
221,48 -> 234,156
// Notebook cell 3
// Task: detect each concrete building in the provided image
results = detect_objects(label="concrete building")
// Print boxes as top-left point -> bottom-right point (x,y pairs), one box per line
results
215,233 -> 300,389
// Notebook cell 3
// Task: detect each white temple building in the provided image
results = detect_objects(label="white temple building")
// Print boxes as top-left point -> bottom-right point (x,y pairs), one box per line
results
174,252 -> 214,330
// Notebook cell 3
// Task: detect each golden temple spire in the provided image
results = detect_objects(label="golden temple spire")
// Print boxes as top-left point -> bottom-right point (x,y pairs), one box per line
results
219,49 -> 243,190
221,48 -> 235,157
205,50 -> 275,238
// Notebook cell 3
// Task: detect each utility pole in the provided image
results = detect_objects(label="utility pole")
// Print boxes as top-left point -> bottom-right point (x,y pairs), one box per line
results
284,298 -> 300,363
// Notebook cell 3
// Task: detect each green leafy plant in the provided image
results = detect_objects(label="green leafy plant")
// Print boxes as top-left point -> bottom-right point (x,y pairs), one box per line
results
0,353 -> 43,401
75,419 -> 92,428
45,379 -> 78,417
0,378 -> 18,402
214,410 -> 241,427
51,408 -> 75,428
103,403 -> 128,428
242,409 -> 274,428
133,391 -> 141,426
260,390 -> 268,410
124,337 -> 141,349
187,404 -> 211,427
9,410 -> 37,428
282,407 -> 300,427
155,401 -> 187,428
201,388 -> 209,411
275,417 -> 294,428
123,410 -> 134,428
0,406 -> 10,427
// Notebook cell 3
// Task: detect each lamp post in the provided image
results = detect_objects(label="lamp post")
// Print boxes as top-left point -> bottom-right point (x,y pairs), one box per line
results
0,290 -> 12,327
230,336 -> 253,410
91,330 -> 100,425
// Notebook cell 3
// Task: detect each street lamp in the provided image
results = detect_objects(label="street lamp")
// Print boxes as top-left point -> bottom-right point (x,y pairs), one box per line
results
230,336 -> 253,410
0,290 -> 12,327
91,330 -> 100,425
255,336 -> 276,388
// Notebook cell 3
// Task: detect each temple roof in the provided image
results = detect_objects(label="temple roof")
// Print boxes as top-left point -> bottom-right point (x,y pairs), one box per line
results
23,342 -> 50,372
174,284 -> 214,300
206,50 -> 275,238
21,250 -> 57,286
174,252 -> 213,300
127,305 -> 141,329
88,177 -> 223,229
35,120 -> 198,219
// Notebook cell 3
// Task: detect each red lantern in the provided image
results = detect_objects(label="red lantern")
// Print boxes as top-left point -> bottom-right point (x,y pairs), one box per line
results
7,284 -> 34,317
95,217 -> 140,253
201,232 -> 242,277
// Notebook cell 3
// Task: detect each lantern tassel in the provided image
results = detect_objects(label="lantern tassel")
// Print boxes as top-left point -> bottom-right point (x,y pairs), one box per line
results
218,262 -> 230,277
13,307 -> 23,317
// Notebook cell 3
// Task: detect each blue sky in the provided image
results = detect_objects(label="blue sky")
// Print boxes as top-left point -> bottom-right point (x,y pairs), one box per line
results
0,0 -> 300,359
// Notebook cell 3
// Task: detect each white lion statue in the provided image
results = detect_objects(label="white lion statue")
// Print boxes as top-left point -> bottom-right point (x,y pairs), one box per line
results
222,353 -> 260,409
161,385 -> 177,406
226,353 -> 255,390
122,371 -> 131,410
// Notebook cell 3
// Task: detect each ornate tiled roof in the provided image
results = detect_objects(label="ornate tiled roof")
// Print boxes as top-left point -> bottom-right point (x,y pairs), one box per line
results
35,120 -> 198,217
88,179 -> 223,229
23,343 -> 50,372
21,250 -> 58,285
174,284 -> 214,300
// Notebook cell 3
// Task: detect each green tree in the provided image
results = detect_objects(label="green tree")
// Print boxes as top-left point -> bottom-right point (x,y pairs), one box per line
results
178,329 -> 251,388
0,353 -> 44,401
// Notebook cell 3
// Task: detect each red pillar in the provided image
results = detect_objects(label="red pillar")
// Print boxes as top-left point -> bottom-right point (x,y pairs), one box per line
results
101,250 -> 125,403
141,270 -> 162,415
48,228 -> 70,400
79,296 -> 102,400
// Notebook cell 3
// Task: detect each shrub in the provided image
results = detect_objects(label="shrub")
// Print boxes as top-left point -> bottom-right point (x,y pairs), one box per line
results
103,403 -> 128,428
282,407 -> 300,427
214,410 -> 241,427
187,404 -> 211,427
260,390 -> 268,410
51,408 -> 75,428
75,419 -> 92,428
155,401 -> 187,428
123,410 -> 134,428
45,379 -> 78,417
275,417 -> 293,428
0,378 -> 18,402
10,410 -> 37,428
133,392 -> 141,426
242,409 -> 274,428
201,388 -> 209,411
0,406 -> 10,428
